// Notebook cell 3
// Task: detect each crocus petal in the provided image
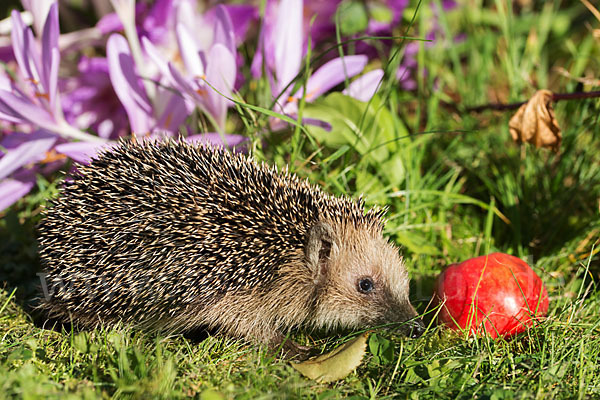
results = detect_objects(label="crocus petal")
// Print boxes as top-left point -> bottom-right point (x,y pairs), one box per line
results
295,55 -> 368,100
442,0 -> 458,10
21,0 -> 55,36
175,23 -> 204,77
110,0 -> 136,30
0,11 -> 33,35
10,10 -> 42,87
273,0 -> 303,95
110,0 -> 149,82
96,1 -> 147,34
221,4 -> 258,45
47,47 -> 60,115
186,133 -> 247,150
55,141 -> 113,164
0,73 -> 11,91
106,34 -> 153,134
0,88 -> 56,128
155,87 -> 188,132
397,65 -> 416,90
144,39 -> 200,116
205,44 -> 235,130
206,44 -> 235,98
141,37 -> 171,79
303,118 -> 332,130
175,0 -> 199,41
213,5 -> 235,56
0,95 -> 27,124
167,62 -> 204,104
162,62 -> 207,119
0,130 -> 56,180
388,0 -> 410,17
41,3 -> 59,111
342,69 -> 384,102
0,174 -> 36,211
250,27 -> 265,79
142,0 -> 175,43
96,12 -> 123,34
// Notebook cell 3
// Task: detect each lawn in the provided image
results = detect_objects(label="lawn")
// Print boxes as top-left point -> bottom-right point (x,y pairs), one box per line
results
1,0 -> 599,398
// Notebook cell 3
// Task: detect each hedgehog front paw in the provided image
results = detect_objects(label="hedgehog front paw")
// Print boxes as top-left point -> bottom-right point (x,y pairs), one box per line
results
269,333 -> 315,360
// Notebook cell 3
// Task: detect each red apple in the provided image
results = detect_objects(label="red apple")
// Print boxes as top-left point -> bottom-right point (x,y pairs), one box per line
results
434,253 -> 549,338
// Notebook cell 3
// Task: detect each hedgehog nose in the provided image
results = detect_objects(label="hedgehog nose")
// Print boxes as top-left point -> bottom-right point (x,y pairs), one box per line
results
409,319 -> 426,338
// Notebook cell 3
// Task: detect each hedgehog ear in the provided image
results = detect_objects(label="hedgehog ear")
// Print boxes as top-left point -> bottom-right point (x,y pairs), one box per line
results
306,222 -> 334,285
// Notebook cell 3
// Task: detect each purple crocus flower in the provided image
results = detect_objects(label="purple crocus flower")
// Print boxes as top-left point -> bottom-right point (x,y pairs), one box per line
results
367,0 -> 409,35
61,56 -> 130,139
252,0 -> 384,128
215,4 -> 259,47
104,0 -> 247,146
280,55 -> 373,117
0,3 -> 106,210
0,170 -> 36,211
395,0 -> 460,92
98,0 -> 256,92
0,130 -> 56,180
54,141 -> 115,164
20,0 -> 54,36
0,3 -> 102,143
106,33 -> 187,136
98,0 -> 255,141
0,129 -> 56,210
141,4 -> 238,133
258,0 -> 457,96
99,0 -> 257,60
186,133 -> 248,149
342,69 -> 385,102
0,127 -> 111,210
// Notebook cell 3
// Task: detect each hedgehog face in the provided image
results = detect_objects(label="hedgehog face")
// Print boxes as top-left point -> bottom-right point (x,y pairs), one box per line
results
307,221 -> 424,338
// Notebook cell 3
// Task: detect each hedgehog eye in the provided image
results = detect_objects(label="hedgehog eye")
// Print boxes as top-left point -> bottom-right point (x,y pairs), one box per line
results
358,277 -> 374,294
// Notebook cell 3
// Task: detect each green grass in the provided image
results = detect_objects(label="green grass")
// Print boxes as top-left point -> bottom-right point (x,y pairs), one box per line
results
2,1 -> 600,398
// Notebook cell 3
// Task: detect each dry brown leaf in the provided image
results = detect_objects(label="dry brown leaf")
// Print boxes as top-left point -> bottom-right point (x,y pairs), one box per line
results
508,90 -> 562,152
290,333 -> 369,383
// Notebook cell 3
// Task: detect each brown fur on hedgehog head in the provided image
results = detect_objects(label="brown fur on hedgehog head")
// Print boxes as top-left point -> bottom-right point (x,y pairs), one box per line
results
305,218 -> 423,337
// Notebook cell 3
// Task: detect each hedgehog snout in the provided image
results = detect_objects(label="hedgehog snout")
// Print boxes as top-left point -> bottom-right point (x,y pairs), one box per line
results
379,299 -> 425,338
408,319 -> 426,338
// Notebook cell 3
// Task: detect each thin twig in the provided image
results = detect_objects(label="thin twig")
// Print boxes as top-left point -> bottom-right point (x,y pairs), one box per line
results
465,90 -> 600,113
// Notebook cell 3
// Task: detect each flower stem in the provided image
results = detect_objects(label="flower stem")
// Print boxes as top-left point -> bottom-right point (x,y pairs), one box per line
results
58,122 -> 107,143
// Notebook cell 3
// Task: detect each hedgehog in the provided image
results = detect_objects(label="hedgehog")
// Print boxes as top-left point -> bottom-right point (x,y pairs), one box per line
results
38,139 -> 425,357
